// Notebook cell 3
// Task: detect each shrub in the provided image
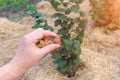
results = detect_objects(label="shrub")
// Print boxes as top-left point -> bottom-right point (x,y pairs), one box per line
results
0,0 -> 31,12
89,0 -> 120,32
27,0 -> 87,77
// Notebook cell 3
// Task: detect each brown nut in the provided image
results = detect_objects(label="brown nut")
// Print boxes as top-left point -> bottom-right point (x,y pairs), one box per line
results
36,39 -> 45,48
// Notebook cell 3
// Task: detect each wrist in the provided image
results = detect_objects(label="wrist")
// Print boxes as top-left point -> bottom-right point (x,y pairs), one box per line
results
5,62 -> 26,78
8,61 -> 27,76
0,63 -> 24,80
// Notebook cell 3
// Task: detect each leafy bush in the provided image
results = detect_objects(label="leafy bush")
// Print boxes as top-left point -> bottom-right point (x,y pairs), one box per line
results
89,0 -> 120,32
0,0 -> 31,11
27,0 -> 87,77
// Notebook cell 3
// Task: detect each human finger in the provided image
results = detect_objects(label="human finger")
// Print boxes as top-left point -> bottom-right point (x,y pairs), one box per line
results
43,30 -> 60,39
26,28 -> 44,43
53,38 -> 61,44
38,44 -> 60,56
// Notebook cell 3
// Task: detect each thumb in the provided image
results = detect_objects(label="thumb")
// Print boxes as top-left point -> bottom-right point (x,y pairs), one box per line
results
39,44 -> 60,56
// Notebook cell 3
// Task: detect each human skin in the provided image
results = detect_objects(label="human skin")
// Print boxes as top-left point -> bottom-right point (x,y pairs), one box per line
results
0,28 -> 61,80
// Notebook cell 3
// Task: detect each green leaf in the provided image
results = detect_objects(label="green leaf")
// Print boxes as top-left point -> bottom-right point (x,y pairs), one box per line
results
63,39 -> 73,50
77,35 -> 83,44
31,12 -> 42,18
71,5 -> 79,13
76,21 -> 85,43
26,4 -> 35,11
57,28 -> 67,35
32,23 -> 39,28
36,19 -> 45,24
70,0 -> 77,3
53,58 -> 67,67
44,24 -> 54,31
51,13 -> 67,20
74,41 -> 80,49
65,8 -> 71,14
49,27 -> 54,31
61,21 -> 68,28
52,53 -> 61,59
58,60 -> 67,68
54,19 -> 62,26
57,66 -> 67,73
48,0 -> 62,9
79,10 -> 86,17
53,59 -> 59,64
74,41 -> 81,54
63,2 -> 69,7
56,8 -> 65,12
68,59 -> 75,66
73,56 -> 80,65
54,58 -> 62,65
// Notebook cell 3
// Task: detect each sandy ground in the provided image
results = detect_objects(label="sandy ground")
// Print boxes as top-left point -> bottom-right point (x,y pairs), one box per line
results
0,0 -> 120,80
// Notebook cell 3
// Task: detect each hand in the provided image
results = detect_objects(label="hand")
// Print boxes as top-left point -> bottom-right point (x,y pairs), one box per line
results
11,28 -> 60,71
0,28 -> 61,80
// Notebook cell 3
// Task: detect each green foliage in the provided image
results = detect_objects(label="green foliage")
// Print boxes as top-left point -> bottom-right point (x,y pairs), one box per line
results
26,4 -> 36,11
0,0 -> 31,11
27,4 -> 53,31
28,0 -> 87,77
46,0 -> 63,9
71,5 -> 79,13
8,13 -> 26,21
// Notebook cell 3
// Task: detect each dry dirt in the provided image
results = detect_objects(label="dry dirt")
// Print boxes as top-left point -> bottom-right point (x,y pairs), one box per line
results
0,0 -> 120,80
